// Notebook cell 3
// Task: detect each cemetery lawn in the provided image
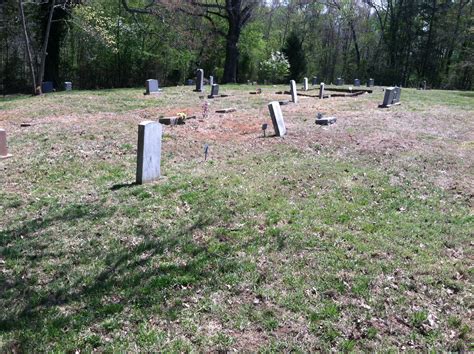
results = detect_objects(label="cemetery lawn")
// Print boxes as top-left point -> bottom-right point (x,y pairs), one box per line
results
1,86 -> 473,351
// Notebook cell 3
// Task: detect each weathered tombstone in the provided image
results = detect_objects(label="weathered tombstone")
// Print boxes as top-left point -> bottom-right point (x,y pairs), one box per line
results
290,80 -> 298,103
312,77 -> 318,85
303,77 -> 308,91
354,79 -> 360,87
336,78 -> 344,86
64,82 -> 72,91
145,79 -> 160,95
136,121 -> 162,184
268,101 -> 286,137
209,76 -> 214,86
422,80 -> 427,90
209,84 -> 219,98
319,83 -> 325,99
380,87 -> 402,108
0,129 -> 12,159
41,81 -> 54,93
315,113 -> 337,125
195,69 -> 204,92
367,78 -> 374,87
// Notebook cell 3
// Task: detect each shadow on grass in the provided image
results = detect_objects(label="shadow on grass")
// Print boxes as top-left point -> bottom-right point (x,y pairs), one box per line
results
0,199 -> 242,351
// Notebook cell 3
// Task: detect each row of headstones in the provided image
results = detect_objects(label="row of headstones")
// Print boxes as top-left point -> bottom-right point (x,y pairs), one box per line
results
40,81 -> 73,93
305,77 -> 374,88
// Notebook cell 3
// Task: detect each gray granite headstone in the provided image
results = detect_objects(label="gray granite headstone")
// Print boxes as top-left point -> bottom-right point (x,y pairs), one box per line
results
195,69 -> 204,92
145,79 -> 159,95
42,81 -> 54,93
64,82 -> 72,91
0,129 -> 12,159
312,77 -> 318,85
210,84 -> 219,97
354,79 -> 360,87
319,82 -> 325,99
422,80 -> 427,90
290,80 -> 298,103
303,77 -> 308,91
136,121 -> 162,184
336,78 -> 344,86
381,87 -> 401,107
367,78 -> 374,87
268,101 -> 286,137
209,76 -> 214,86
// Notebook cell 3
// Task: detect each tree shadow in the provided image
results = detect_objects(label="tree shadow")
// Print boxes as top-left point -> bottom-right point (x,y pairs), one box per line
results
0,200 -> 243,351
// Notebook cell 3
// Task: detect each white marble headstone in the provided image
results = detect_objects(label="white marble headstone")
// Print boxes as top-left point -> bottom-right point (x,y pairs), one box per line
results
268,101 -> 286,137
136,121 -> 162,184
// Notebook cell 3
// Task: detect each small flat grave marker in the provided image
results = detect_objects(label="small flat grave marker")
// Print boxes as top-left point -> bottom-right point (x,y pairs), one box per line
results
262,123 -> 268,137
215,108 -> 236,113
268,101 -> 286,137
136,121 -> 162,184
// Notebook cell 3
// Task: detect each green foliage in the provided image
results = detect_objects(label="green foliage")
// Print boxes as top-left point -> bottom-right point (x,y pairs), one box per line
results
258,51 -> 290,84
282,31 -> 306,82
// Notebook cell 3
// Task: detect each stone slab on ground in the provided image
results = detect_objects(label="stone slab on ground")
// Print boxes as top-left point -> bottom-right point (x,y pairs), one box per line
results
159,115 -> 196,125
315,117 -> 337,125
215,108 -> 236,113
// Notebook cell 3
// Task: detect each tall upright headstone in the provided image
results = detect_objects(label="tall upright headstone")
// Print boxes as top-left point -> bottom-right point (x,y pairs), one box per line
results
290,80 -> 298,103
209,76 -> 214,86
319,83 -> 325,99
145,79 -> 160,95
64,82 -> 72,91
195,69 -> 204,92
303,77 -> 308,91
354,79 -> 360,87
268,101 -> 286,137
0,129 -> 12,159
136,121 -> 162,184
367,78 -> 374,87
312,77 -> 318,85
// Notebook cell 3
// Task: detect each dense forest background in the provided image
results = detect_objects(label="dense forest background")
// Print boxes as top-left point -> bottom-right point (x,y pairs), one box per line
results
1,0 -> 473,94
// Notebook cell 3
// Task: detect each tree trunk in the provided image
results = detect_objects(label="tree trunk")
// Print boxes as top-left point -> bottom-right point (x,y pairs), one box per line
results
223,28 -> 240,83
37,0 -> 56,91
19,0 -> 37,94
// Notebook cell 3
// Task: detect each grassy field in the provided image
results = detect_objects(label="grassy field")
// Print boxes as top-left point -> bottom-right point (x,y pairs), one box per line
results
1,85 -> 473,351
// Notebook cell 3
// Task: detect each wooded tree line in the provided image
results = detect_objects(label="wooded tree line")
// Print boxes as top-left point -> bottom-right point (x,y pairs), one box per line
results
1,0 -> 472,94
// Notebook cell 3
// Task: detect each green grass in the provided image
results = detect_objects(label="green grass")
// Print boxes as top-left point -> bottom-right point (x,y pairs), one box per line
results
1,85 -> 473,351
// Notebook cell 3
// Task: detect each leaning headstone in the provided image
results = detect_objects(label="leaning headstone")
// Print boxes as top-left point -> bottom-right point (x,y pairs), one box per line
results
367,78 -> 374,87
268,101 -> 286,137
41,81 -> 54,93
303,77 -> 308,91
145,79 -> 160,95
0,129 -> 12,159
209,84 -> 219,98
64,82 -> 72,91
354,79 -> 360,87
336,78 -> 344,86
209,76 -> 214,86
290,80 -> 298,103
319,83 -> 325,99
195,69 -> 204,92
136,121 -> 162,184
379,87 -> 402,108
312,77 -> 318,85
